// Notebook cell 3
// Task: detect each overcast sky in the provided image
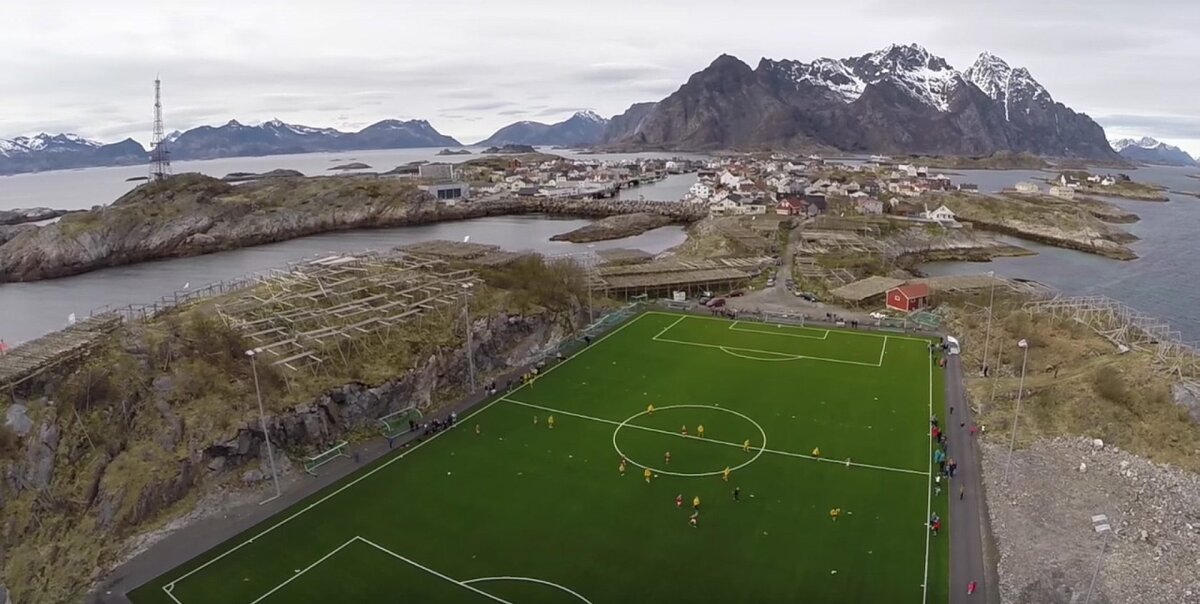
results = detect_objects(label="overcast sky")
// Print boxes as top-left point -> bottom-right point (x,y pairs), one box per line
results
3,0 -> 1199,153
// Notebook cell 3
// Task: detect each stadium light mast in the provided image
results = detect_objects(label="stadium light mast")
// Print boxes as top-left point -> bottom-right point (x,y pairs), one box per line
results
1002,338 -> 1030,485
1084,513 -> 1113,604
981,270 -> 996,375
246,348 -> 282,504
462,285 -> 476,392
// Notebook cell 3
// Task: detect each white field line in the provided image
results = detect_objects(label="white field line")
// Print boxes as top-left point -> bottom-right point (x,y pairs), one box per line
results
162,311 -> 652,602
728,321 -> 830,340
653,334 -> 883,368
462,577 -> 592,604
356,536 -> 515,604
717,347 -> 802,362
878,336 -> 889,366
653,315 -> 687,339
248,538 -> 361,604
646,311 -> 933,343
922,348 -> 934,604
501,397 -> 928,477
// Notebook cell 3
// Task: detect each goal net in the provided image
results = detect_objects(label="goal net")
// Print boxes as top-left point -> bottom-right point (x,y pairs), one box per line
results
303,441 -> 350,476
377,407 -> 423,444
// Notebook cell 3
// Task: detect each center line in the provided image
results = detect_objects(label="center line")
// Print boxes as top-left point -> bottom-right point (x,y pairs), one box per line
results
500,397 -> 928,477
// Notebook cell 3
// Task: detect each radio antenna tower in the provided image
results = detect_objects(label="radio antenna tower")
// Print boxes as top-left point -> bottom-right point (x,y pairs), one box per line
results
149,76 -> 171,182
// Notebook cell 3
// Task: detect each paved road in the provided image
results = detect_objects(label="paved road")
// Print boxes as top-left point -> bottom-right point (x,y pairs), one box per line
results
945,354 -> 1000,604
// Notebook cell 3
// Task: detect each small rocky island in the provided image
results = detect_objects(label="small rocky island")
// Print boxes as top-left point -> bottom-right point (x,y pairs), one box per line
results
328,162 -> 373,171
436,148 -> 472,156
482,144 -> 537,154
0,207 -> 70,226
550,212 -> 674,243
221,169 -> 305,183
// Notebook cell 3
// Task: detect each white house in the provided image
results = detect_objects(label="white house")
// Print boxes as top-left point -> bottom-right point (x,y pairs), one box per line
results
1015,181 -> 1040,194
923,204 -> 958,224
855,198 -> 884,215
719,170 -> 743,188
1101,176 -> 1116,186
689,181 -> 714,200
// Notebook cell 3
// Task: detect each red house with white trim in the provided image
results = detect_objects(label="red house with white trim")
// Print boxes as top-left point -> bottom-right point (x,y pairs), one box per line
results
886,283 -> 930,312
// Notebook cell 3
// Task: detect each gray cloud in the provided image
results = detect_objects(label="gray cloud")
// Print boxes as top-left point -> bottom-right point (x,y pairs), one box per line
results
1,1 -> 1198,154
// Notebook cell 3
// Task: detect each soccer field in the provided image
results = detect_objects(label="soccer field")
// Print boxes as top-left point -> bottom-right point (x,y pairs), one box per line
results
130,311 -> 950,604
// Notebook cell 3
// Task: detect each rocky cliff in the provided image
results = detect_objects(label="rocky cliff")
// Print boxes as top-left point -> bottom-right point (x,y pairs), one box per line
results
0,298 -> 583,603
0,174 -> 704,283
620,44 -> 1120,160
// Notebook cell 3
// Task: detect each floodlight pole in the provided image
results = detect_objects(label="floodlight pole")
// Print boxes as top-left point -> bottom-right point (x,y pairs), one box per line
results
986,338 -> 1004,416
1083,525 -> 1112,604
463,296 -> 476,392
981,271 -> 996,375
1002,340 -> 1030,485
247,348 -> 281,504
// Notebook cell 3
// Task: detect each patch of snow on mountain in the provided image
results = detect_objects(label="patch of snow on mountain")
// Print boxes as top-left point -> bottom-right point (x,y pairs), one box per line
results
573,110 -> 608,124
965,53 -> 1052,121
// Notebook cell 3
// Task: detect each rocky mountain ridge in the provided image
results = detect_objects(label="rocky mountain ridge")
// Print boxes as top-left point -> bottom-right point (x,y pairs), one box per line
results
475,111 -> 609,147
1111,136 -> 1198,166
0,119 -> 461,175
619,44 -> 1120,159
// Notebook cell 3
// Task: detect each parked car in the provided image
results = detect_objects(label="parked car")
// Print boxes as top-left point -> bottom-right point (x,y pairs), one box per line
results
699,296 -> 712,305
730,290 -> 745,298
869,311 -> 887,320
707,297 -> 726,308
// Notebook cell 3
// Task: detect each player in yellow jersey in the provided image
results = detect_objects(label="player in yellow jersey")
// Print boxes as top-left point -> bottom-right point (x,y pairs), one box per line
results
692,495 -> 701,510
722,466 -> 731,482
743,439 -> 751,453
812,447 -> 821,458
644,467 -> 653,483
830,508 -> 841,521
697,424 -> 705,438
647,403 -> 655,414
547,415 -> 555,429
619,459 -> 627,475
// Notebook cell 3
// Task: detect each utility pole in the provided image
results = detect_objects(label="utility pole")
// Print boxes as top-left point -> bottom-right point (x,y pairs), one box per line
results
149,76 -> 171,182
246,349 -> 281,504
464,295 -> 476,392
981,270 -> 996,375
1002,339 -> 1030,485
1084,514 -> 1113,604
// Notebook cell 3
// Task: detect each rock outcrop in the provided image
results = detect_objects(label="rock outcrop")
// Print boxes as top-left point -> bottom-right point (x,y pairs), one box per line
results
0,207 -> 70,226
549,212 -> 674,243
618,45 -> 1120,160
0,306 -> 577,602
0,174 -> 705,283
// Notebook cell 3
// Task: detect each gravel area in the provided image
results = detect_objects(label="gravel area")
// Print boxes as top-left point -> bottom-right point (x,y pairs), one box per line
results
982,437 -> 1200,604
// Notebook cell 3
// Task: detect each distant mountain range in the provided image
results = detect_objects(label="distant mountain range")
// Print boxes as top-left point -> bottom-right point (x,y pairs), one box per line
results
475,111 -> 609,147
4,44 -> 1182,174
0,119 -> 460,175
1110,137 -> 1198,167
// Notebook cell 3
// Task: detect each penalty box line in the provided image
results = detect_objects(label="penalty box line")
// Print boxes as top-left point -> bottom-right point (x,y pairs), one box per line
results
500,397 -> 927,477
729,321 -> 830,340
250,536 -> 514,604
645,311 -> 935,344
652,333 -> 885,368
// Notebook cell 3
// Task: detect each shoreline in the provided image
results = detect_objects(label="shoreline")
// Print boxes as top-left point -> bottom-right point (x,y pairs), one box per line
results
0,177 -> 705,283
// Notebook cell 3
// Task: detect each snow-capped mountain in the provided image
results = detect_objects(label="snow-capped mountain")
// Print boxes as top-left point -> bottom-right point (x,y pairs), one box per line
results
963,52 -> 1052,121
153,118 -> 460,161
477,111 -> 611,147
0,133 -> 145,175
1110,136 -> 1198,166
0,119 -> 461,175
621,43 -> 1118,159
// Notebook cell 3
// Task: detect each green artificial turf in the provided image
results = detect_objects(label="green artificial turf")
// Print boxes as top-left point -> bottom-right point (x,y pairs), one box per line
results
130,311 -> 949,604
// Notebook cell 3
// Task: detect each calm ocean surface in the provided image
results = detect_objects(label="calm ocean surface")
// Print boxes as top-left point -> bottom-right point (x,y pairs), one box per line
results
0,152 -> 1197,344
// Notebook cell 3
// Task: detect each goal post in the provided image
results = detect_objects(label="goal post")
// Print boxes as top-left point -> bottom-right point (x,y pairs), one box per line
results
303,441 -> 350,476
377,407 -> 423,445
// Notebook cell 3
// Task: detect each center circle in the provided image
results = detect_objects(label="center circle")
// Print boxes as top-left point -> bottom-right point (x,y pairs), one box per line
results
612,404 -> 767,477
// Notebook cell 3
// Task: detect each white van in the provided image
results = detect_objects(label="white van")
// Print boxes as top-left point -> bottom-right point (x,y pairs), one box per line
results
945,336 -> 961,355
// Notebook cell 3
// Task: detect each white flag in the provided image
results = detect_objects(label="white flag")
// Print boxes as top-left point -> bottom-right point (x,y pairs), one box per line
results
463,235 -> 470,243
183,282 -> 190,289
67,313 -> 77,325
1017,339 -> 1028,348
